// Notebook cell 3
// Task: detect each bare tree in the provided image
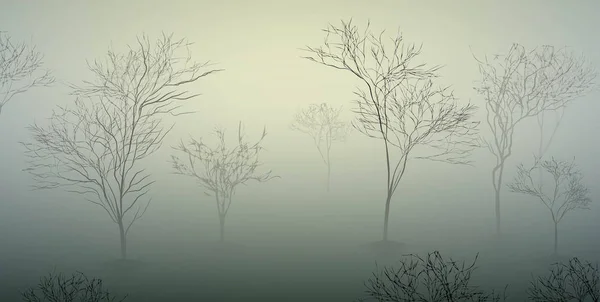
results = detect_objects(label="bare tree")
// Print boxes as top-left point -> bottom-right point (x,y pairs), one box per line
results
290,102 -> 350,191
473,43 -> 597,235
356,251 -> 507,302
21,33 -> 222,259
171,122 -> 277,242
529,257 -> 599,301
303,19 -> 479,243
0,31 -> 54,116
507,157 -> 591,254
21,270 -> 128,302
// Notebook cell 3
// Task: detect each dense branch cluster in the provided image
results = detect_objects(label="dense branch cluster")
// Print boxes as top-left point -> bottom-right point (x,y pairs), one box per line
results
305,20 -> 480,165
474,43 -> 597,165
290,102 -> 349,164
171,122 -> 276,218
21,271 -> 127,302
0,31 -> 54,115
358,251 -> 506,302
529,257 -> 599,301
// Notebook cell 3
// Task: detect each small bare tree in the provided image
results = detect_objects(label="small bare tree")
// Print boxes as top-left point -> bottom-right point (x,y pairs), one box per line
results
529,257 -> 599,301
22,33 -> 222,259
507,157 -> 591,254
290,102 -> 350,191
303,19 -> 479,243
171,122 -> 277,242
473,44 -> 597,235
0,31 -> 54,116
357,251 -> 507,302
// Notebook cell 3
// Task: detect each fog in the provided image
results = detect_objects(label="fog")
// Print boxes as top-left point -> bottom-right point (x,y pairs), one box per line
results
1,0 -> 599,301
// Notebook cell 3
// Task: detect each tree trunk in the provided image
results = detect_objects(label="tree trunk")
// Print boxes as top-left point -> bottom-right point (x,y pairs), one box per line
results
554,222 -> 558,255
118,221 -> 127,259
493,163 -> 505,236
494,186 -> 501,235
382,193 -> 392,242
219,214 -> 226,242
326,163 -> 331,192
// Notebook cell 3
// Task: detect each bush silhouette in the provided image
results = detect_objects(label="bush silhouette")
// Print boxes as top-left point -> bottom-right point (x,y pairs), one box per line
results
21,271 -> 127,302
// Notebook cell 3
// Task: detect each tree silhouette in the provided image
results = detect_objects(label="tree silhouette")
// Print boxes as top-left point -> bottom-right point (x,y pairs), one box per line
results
290,102 -> 350,191
0,31 -> 54,116
508,157 -> 591,255
303,19 -> 479,243
472,44 -> 596,235
22,33 -> 222,259
171,122 -> 277,242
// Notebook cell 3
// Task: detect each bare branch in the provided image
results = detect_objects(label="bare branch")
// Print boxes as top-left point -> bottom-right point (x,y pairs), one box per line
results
529,257 -> 600,301
171,122 -> 278,241
290,102 -> 351,190
472,43 -> 596,234
358,251 -> 507,301
303,19 -> 479,240
21,33 -> 220,259
0,31 -> 54,116
508,156 -> 591,253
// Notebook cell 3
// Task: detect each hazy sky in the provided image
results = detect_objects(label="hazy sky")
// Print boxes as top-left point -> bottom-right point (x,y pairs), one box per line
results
1,0 -> 599,277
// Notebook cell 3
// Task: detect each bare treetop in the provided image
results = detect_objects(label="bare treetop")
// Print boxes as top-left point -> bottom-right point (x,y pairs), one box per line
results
509,157 -> 591,218
0,31 -> 54,115
72,32 -> 222,117
172,122 -> 275,200
474,44 -> 597,155
303,19 -> 440,84
303,19 -> 479,166
290,103 -> 349,143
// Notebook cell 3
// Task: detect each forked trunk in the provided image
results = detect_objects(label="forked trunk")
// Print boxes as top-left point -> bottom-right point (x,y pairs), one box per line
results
118,221 -> 127,259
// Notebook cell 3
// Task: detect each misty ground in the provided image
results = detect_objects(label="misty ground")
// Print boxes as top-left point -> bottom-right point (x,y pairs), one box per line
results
1,213 -> 596,301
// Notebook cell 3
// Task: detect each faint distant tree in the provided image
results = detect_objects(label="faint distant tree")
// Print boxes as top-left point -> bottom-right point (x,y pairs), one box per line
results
290,102 -> 350,191
508,157 -> 591,255
21,33 -> 222,260
473,44 -> 597,235
356,251 -> 507,302
21,271 -> 128,302
303,19 -> 479,243
528,257 -> 599,301
171,122 -> 277,242
0,31 -> 54,116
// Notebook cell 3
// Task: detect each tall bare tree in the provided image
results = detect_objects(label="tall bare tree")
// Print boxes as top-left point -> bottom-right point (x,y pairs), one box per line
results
0,31 -> 54,116
303,19 -> 479,243
171,122 -> 277,242
508,157 -> 591,255
473,43 -> 597,235
22,33 -> 222,259
290,102 -> 350,191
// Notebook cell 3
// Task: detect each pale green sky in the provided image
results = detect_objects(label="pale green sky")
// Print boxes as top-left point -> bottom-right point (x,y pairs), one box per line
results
1,0 -> 599,261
